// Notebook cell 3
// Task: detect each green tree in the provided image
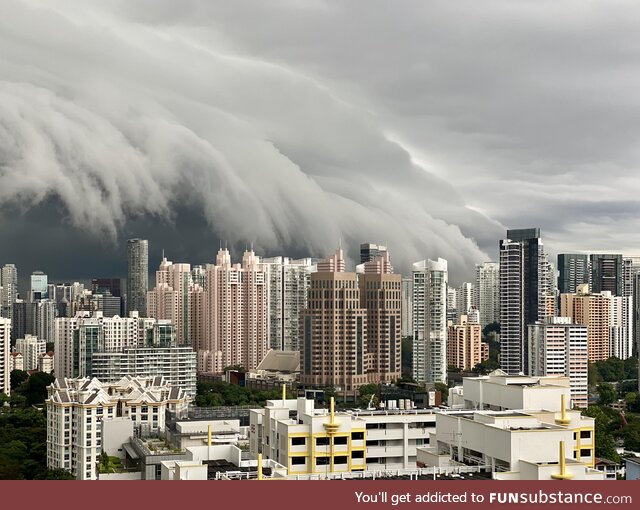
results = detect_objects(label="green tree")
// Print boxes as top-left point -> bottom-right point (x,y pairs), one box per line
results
10,370 -> 29,390
597,383 -> 617,406
14,372 -> 55,406
482,322 -> 500,338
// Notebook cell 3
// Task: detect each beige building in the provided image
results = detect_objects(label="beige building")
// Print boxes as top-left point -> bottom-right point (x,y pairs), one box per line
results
301,248 -> 369,391
561,284 -> 611,362
359,251 -> 402,383
447,315 -> 487,371
0,318 -> 10,396
38,351 -> 54,374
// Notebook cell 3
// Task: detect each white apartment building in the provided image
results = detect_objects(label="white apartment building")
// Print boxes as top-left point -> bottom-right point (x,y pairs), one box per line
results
0,318 -> 10,396
10,352 -> 24,372
250,397 -> 436,476
401,277 -> 413,337
38,351 -> 54,374
263,256 -> 313,352
528,318 -> 589,408
412,258 -> 448,383
475,262 -> 499,329
16,334 -> 46,372
54,312 -> 175,378
91,346 -> 197,397
46,376 -> 189,480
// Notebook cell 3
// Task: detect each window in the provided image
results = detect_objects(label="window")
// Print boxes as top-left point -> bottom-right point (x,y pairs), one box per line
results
291,457 -> 306,465
580,431 -> 591,439
351,450 -> 364,459
316,437 -> 329,447
351,432 -> 364,440
291,437 -> 306,446
334,436 -> 348,445
315,457 -> 330,466
334,456 -> 348,464
580,449 -> 592,457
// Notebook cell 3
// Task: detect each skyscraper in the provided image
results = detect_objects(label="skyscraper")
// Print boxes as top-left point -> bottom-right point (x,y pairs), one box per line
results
301,248 -> 369,391
590,254 -> 623,296
401,277 -> 413,338
30,271 -> 48,302
475,262 -> 500,329
1,264 -> 18,321
557,254 -> 589,295
499,228 -> 548,375
359,243 -> 388,264
127,239 -> 148,315
412,258 -> 448,383
0,318 -> 10,396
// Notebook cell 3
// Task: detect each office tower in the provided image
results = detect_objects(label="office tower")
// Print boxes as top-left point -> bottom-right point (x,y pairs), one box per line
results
262,256 -> 313,351
412,258 -> 448,383
91,278 -> 124,315
447,314 -> 486,372
499,228 -> 547,375
359,251 -> 402,383
475,262 -> 500,329
0,318 -> 10,396
561,284 -> 611,362
360,243 -> 388,264
47,376 -> 189,480
127,238 -> 149,315
557,254 -> 589,295
204,249 -> 268,373
15,334 -> 46,372
11,300 -> 27,344
590,254 -> 623,296
1,264 -> 18,321
147,256 -> 192,345
528,317 -> 588,408
301,248 -> 368,391
30,271 -> 48,302
401,277 -> 413,337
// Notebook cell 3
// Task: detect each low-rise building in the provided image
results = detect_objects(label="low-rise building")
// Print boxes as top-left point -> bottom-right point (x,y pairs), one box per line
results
38,351 -> 54,374
250,396 -> 436,476
10,352 -> 24,372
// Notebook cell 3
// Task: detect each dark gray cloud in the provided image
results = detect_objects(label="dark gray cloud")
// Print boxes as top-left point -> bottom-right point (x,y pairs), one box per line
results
1,0 -> 638,288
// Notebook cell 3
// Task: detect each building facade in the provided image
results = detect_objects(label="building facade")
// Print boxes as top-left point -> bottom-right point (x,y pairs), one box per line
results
15,334 -> 46,372
127,239 -> 149,315
412,258 -> 448,383
557,254 -> 589,295
0,318 -> 10,396
447,315 -> 486,372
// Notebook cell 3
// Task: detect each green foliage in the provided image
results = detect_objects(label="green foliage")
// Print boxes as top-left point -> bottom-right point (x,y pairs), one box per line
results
13,372 -> 55,406
194,381 -> 283,407
591,356 -> 638,384
357,384 -> 379,408
482,322 -> 500,338
0,406 -> 50,479
472,359 -> 500,375
10,370 -> 29,390
583,405 -> 621,463
597,383 -> 617,406
36,468 -> 75,480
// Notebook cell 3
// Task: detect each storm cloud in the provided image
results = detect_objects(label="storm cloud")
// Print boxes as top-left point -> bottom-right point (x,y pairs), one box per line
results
1,0 -> 639,285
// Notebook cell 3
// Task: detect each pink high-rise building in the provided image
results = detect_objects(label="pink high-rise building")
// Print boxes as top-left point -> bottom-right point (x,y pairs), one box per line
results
205,248 -> 268,372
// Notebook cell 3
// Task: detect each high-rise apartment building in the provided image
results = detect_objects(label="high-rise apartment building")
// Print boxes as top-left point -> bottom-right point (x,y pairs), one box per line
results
412,258 -> 448,383
561,284 -> 611,362
359,251 -> 402,383
204,249 -> 268,373
528,317 -> 588,408
1,264 -> 18,322
557,254 -> 589,295
447,314 -> 486,371
300,248 -> 368,391
590,254 -> 623,296
360,243 -> 388,264
262,257 -> 313,351
499,228 -> 548,375
475,262 -> 500,329
15,334 -> 46,372
147,257 -> 193,345
456,282 -> 475,317
0,318 -> 10,396
401,277 -> 413,338
127,239 -> 148,315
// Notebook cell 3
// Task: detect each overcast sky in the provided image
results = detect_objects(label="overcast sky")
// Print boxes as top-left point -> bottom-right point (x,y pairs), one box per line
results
1,0 -> 639,286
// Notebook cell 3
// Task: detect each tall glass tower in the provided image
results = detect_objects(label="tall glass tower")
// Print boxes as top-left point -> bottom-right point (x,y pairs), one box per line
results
127,239 -> 148,315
